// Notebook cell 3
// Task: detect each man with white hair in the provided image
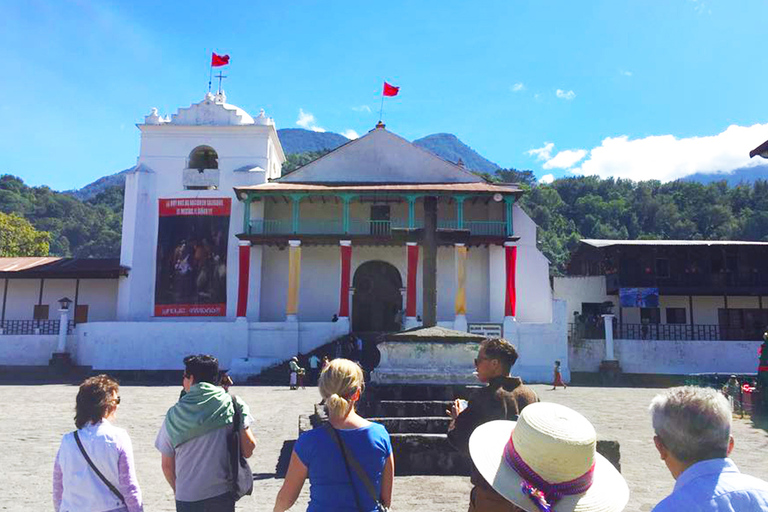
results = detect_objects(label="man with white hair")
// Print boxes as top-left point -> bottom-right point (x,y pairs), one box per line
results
649,386 -> 768,511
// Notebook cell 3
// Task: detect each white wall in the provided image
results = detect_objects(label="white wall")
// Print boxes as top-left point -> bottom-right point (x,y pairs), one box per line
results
76,321 -> 248,370
508,300 -> 569,383
553,276 -> 614,321
0,335 -> 61,365
1,279 -> 118,321
570,337 -> 763,375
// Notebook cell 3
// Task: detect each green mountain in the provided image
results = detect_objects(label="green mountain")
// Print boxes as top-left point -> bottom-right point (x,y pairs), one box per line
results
69,129 -> 501,200
412,133 -> 499,174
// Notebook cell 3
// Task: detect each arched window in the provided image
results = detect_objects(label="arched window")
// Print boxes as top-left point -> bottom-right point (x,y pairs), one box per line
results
188,146 -> 219,170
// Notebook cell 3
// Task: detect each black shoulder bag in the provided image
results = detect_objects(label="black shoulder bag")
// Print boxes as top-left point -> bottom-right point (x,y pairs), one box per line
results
73,431 -> 125,504
228,394 -> 254,500
322,423 -> 390,512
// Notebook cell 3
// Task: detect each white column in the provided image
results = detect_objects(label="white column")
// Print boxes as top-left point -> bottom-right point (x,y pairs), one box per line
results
602,314 -> 616,360
56,308 -> 69,353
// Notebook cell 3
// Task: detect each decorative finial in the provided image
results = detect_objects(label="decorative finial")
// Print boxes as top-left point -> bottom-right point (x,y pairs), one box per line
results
144,107 -> 161,125
376,121 -> 386,129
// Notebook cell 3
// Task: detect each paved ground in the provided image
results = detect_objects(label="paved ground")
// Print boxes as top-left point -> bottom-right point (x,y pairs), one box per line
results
2,383 -> 767,511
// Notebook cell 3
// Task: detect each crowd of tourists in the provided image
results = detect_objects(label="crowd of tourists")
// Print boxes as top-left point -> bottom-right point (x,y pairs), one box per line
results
53,338 -> 768,512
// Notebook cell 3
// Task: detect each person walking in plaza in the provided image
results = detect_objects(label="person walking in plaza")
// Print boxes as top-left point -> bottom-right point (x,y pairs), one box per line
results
468,401 -> 629,512
289,356 -> 303,390
53,375 -> 144,512
649,386 -> 768,511
551,359 -> 567,390
447,337 -> 539,512
273,358 -> 394,512
308,353 -> 321,385
155,354 -> 256,512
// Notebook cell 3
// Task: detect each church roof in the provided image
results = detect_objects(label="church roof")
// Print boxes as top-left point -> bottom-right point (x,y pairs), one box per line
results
277,125 -> 487,185
235,181 -> 521,195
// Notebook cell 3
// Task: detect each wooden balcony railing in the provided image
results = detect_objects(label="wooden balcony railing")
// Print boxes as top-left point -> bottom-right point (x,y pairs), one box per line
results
247,218 -> 506,236
0,320 -> 75,335
568,322 -> 764,342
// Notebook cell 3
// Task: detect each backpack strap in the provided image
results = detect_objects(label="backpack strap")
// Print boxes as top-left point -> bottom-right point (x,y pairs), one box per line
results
73,431 -> 125,503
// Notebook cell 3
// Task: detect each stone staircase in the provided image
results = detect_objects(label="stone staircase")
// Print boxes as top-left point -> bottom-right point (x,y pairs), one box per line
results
299,383 -> 623,476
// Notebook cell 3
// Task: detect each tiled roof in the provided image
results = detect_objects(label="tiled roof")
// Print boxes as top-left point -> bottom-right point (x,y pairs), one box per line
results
581,239 -> 768,248
0,258 -> 128,278
236,182 -> 522,195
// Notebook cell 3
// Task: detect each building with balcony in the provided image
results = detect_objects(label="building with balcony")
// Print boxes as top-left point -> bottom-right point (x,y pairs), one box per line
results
1,91 -> 567,381
554,239 -> 766,376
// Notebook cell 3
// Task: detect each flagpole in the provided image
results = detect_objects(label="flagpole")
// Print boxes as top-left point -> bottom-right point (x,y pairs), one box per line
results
208,64 -> 213,93
379,93 -> 385,123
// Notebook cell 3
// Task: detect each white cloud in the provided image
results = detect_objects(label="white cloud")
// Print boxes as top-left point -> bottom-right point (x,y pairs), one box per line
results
352,105 -> 372,113
296,108 -> 325,132
568,123 -> 768,182
543,149 -> 588,170
539,174 -> 555,184
342,129 -> 359,140
620,69 -> 633,77
527,142 -> 554,161
511,82 -> 525,92
556,89 -> 576,100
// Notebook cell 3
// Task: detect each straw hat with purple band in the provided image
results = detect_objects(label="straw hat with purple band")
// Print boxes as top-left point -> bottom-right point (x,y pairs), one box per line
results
469,402 -> 629,512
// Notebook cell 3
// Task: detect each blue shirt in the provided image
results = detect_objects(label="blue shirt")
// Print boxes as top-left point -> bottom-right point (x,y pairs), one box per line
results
294,422 -> 392,512
652,458 -> 768,512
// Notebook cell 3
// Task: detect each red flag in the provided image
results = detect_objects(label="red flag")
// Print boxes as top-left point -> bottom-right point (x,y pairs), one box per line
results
383,82 -> 400,97
211,53 -> 230,67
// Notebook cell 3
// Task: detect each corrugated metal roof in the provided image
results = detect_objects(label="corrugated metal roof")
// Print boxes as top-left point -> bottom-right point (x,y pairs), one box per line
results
0,258 -> 128,278
581,239 -> 768,248
235,182 -> 522,194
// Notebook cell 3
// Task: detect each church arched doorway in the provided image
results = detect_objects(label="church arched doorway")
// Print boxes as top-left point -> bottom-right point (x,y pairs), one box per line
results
352,261 -> 403,332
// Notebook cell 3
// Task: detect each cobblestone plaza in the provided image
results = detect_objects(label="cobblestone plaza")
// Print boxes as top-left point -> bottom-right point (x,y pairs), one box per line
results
3,383 -> 766,512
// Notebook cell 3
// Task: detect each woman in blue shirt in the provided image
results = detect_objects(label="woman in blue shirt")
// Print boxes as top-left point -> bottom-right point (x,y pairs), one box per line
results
274,358 -> 394,512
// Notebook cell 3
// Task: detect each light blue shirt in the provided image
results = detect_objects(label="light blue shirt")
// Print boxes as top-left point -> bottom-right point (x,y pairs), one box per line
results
653,458 -> 768,512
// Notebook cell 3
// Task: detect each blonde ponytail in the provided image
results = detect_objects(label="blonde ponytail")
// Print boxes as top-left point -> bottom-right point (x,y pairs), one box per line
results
319,358 -> 364,420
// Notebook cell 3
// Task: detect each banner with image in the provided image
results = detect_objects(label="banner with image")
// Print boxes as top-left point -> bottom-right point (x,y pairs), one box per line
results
619,287 -> 659,308
155,198 -> 231,316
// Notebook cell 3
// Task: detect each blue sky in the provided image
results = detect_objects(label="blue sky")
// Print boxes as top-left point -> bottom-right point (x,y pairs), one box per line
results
2,0 -> 768,190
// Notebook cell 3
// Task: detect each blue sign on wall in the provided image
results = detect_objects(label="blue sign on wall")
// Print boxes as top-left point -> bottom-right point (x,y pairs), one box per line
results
619,287 -> 659,308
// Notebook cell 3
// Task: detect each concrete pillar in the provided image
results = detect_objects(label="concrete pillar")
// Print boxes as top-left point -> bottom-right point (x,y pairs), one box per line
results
56,308 -> 69,353
602,314 -> 616,360
405,242 -> 419,324
504,241 -> 517,322
454,243 -> 468,332
339,240 -> 352,318
236,240 -> 251,318
422,196 -> 438,327
286,240 -> 302,322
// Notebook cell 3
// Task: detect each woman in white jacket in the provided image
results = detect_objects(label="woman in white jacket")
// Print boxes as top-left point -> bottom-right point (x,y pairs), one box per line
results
53,375 -> 143,512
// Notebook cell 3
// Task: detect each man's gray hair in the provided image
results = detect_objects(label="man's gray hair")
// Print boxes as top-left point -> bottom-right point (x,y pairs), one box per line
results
649,386 -> 731,463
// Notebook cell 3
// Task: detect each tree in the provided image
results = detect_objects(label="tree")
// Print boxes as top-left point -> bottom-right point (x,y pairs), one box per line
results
0,211 -> 50,256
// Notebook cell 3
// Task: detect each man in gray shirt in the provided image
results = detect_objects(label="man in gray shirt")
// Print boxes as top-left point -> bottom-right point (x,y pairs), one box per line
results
155,354 -> 256,511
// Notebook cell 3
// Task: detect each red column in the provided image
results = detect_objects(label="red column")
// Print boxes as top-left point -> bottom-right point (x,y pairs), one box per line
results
237,241 -> 251,317
339,241 -> 352,317
504,243 -> 517,317
406,242 -> 419,317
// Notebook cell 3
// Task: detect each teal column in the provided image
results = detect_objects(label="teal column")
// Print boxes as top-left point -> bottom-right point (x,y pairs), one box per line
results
455,195 -> 467,229
340,194 -> 355,234
406,195 -> 419,229
290,194 -> 304,234
504,196 -> 515,237
243,193 -> 252,234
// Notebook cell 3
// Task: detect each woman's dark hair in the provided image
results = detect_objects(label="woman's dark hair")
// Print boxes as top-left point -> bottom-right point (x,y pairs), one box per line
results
75,375 -> 120,429
184,354 -> 219,384
480,338 -> 519,374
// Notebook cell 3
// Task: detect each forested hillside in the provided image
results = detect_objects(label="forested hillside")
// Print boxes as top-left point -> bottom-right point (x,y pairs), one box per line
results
4,169 -> 768,275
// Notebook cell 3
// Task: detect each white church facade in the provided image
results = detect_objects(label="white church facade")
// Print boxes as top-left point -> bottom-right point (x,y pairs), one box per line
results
0,92 -> 568,382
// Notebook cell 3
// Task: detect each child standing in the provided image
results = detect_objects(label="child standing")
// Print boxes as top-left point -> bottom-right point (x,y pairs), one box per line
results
552,360 -> 567,390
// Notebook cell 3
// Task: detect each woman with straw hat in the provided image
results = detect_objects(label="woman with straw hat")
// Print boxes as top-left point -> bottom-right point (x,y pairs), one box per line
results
469,402 -> 629,512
